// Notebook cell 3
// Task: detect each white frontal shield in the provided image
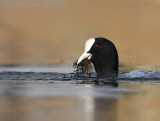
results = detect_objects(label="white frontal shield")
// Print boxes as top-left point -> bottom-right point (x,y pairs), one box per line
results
77,38 -> 95,65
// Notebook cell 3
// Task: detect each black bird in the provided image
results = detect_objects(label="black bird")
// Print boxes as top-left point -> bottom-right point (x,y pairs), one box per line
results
77,37 -> 119,78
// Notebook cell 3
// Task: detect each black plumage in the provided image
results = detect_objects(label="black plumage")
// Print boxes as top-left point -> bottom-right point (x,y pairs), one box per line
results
77,37 -> 119,78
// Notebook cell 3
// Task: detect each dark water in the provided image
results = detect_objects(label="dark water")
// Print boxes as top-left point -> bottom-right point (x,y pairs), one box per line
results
0,67 -> 160,121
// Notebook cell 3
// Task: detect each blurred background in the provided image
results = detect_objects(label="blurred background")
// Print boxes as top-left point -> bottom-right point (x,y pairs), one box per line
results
1,1 -> 160,121
0,0 -> 160,68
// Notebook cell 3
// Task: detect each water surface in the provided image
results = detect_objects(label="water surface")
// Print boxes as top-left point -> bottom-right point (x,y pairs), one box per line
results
0,67 -> 160,121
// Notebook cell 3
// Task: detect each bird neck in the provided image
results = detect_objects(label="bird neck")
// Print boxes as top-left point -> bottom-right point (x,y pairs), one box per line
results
93,62 -> 118,78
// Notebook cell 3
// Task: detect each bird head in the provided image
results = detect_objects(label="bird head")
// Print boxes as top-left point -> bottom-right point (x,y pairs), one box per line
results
77,37 -> 119,78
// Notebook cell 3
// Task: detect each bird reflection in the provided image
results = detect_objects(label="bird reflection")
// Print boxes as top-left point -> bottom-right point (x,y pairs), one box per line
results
95,79 -> 118,87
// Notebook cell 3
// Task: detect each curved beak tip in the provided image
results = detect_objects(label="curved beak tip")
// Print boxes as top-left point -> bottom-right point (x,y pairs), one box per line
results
77,53 -> 92,65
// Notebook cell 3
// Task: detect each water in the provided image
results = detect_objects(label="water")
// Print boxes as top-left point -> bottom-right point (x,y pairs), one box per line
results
0,67 -> 160,121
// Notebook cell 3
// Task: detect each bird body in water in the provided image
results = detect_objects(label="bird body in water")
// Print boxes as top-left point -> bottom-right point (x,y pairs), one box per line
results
77,37 -> 119,78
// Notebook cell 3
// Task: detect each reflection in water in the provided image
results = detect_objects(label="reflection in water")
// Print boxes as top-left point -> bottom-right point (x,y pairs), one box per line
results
0,97 -> 117,121
0,97 -> 118,121
96,80 -> 119,87
1,79 -> 160,121
93,98 -> 117,121
0,82 -> 119,121
94,81 -> 118,121
1,97 -> 27,121
76,96 -> 118,121
0,84 -> 27,121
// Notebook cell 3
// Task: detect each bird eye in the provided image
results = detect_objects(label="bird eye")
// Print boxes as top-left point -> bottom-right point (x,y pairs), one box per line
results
94,45 -> 99,49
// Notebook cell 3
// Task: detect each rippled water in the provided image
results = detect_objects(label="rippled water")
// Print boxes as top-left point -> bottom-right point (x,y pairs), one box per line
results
0,67 -> 160,121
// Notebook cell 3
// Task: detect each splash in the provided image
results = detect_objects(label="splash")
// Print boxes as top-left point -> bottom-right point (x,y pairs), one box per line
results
119,70 -> 160,80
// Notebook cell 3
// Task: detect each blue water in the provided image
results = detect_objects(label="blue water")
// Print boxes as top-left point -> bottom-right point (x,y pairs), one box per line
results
0,67 -> 160,121
119,70 -> 160,80
0,67 -> 160,81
